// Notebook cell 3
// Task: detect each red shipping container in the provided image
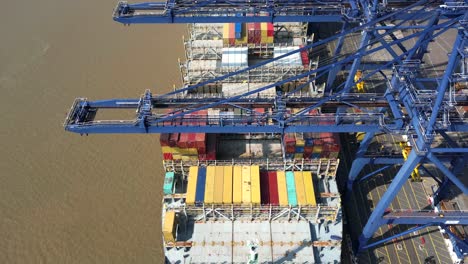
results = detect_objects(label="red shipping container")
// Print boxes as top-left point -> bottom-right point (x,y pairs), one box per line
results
159,133 -> 170,146
284,133 -> 296,147
206,134 -> 217,160
194,110 -> 208,126
178,133 -> 189,148
229,23 -> 235,45
206,152 -> 216,160
267,23 -> 274,37
195,133 -> 206,146
304,146 -> 313,154
314,139 -> 324,145
286,145 -> 295,154
197,145 -> 206,155
268,171 -> 279,205
303,153 -> 312,159
169,133 -> 179,147
260,171 -> 270,205
320,151 -> 330,158
187,134 -> 197,148
163,153 -> 173,160
254,108 -> 265,115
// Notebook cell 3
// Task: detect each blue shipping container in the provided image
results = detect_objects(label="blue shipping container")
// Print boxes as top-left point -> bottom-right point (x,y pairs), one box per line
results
235,23 -> 242,39
295,146 -> 304,153
311,153 -> 321,159
195,167 -> 207,203
305,138 -> 314,146
285,171 -> 297,206
163,172 -> 175,195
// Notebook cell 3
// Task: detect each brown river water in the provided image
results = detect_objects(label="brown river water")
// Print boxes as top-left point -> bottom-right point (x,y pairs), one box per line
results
0,1 -> 186,262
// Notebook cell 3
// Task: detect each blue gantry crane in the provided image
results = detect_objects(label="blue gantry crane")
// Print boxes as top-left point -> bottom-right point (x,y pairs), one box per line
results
64,0 -> 468,260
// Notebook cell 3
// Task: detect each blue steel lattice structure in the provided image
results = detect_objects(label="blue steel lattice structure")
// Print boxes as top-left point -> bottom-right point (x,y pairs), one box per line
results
64,0 -> 468,259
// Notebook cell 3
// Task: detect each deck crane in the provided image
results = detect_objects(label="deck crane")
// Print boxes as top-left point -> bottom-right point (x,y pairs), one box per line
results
64,0 -> 468,259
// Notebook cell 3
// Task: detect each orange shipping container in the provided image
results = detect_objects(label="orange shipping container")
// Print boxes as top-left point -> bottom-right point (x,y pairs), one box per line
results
250,165 -> 261,204
233,166 -> 243,204
204,166 -> 215,204
242,166 -> 251,204
303,171 -> 316,206
276,171 -> 288,206
294,172 -> 307,205
223,166 -> 233,204
213,166 -> 224,204
185,166 -> 199,205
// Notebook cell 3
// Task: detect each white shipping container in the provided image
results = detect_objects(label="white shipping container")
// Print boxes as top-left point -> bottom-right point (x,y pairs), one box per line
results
273,47 -> 303,67
221,47 -> 248,68
190,39 -> 224,48
188,60 -> 221,71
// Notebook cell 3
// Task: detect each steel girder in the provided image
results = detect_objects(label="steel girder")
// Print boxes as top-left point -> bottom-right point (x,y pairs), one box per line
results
111,0 -> 444,24
357,17 -> 468,252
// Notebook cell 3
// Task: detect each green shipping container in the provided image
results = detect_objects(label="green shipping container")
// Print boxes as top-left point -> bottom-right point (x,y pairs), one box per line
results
164,172 -> 175,195
285,171 -> 297,206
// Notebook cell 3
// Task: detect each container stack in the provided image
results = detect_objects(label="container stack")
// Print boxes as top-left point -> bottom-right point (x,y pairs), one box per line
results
284,132 -> 341,159
185,166 -> 316,207
247,23 -> 274,44
223,23 -> 247,45
161,129 -> 218,161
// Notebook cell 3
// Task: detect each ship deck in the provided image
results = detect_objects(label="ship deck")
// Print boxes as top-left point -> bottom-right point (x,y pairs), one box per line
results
165,220 -> 341,263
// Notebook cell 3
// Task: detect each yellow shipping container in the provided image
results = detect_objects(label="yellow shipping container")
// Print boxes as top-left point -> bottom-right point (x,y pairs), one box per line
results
188,155 -> 199,161
296,136 -> 305,147
276,171 -> 288,206
313,145 -> 323,153
171,147 -> 181,154
250,165 -> 261,204
235,36 -> 248,45
223,23 -> 230,45
294,153 -> 303,159
242,166 -> 251,204
178,148 -> 198,155
303,171 -> 316,206
163,211 -> 177,243
185,166 -> 198,205
233,166 -> 243,204
266,36 -> 274,43
161,146 -> 173,154
223,166 -> 233,204
213,166 -> 224,204
261,23 -> 268,37
172,154 -> 182,160
205,166 -> 215,204
294,172 -> 307,205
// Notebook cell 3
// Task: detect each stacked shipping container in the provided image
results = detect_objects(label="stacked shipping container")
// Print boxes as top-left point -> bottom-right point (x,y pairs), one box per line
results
161,133 -> 217,161
284,132 -> 341,159
185,166 -> 316,206
223,23 -> 273,45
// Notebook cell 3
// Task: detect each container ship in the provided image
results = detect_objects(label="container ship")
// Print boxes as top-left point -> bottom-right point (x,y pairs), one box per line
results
64,1 -> 468,263
160,22 -> 343,263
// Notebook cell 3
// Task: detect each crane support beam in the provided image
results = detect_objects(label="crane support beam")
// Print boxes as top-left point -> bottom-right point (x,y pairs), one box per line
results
383,211 -> 468,225
359,150 -> 423,251
361,224 -> 433,250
